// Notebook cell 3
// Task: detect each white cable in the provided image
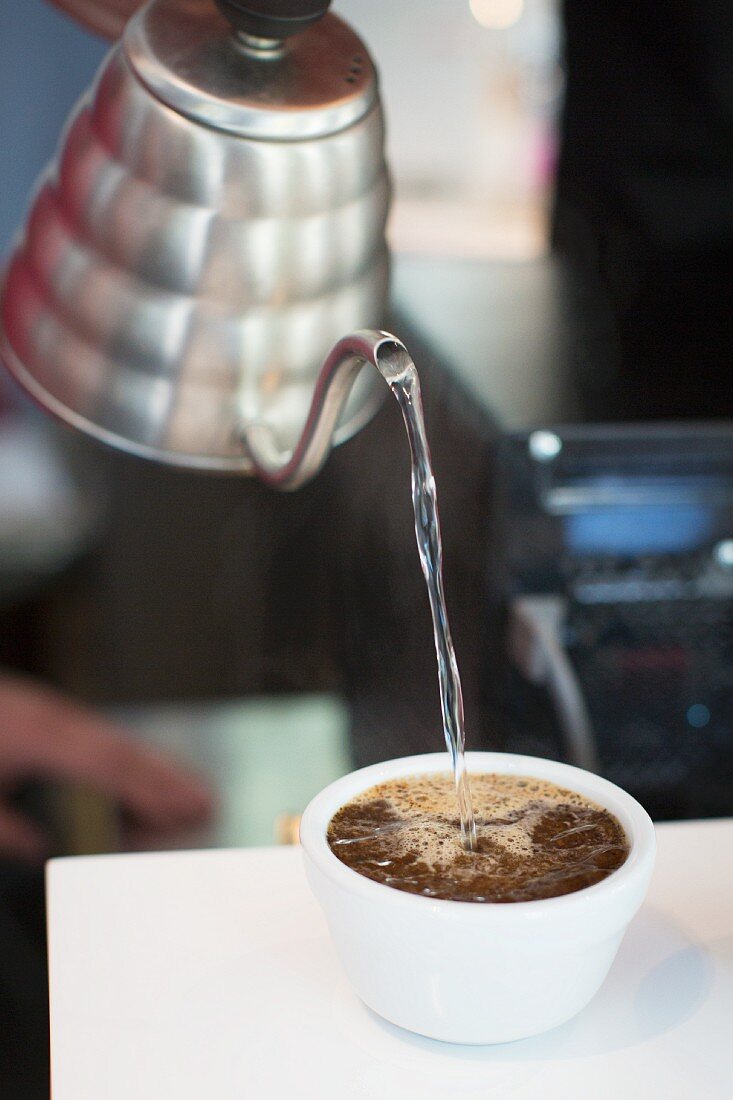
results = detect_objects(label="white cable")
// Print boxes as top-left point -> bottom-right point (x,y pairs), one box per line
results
508,594 -> 600,773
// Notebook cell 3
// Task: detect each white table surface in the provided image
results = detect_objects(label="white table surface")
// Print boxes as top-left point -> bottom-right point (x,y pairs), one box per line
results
47,819 -> 733,1099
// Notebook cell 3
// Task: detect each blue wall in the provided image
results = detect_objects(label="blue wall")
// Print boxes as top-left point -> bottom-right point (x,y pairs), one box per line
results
0,1 -> 107,254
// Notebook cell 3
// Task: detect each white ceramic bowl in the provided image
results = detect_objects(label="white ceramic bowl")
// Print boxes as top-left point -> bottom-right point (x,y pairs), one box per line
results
300,751 -> 656,1044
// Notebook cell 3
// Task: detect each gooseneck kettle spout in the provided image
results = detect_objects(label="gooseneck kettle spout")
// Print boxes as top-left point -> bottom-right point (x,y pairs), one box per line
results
242,330 -> 412,490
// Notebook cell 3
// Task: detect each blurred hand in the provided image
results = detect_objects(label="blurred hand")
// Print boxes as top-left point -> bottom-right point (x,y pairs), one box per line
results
0,674 -> 213,862
47,0 -> 147,40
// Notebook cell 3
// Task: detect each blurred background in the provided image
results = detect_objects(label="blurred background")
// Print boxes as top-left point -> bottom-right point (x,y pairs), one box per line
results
1,0 -> 732,1092
1,0 -> 731,842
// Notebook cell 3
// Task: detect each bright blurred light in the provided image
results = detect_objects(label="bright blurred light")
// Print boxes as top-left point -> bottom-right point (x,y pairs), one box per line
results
529,430 -> 562,461
687,704 -> 711,729
469,0 -> 525,30
714,539 -> 733,568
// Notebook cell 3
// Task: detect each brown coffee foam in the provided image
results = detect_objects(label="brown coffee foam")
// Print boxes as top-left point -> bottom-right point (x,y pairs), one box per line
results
327,773 -> 629,903
338,774 -> 594,867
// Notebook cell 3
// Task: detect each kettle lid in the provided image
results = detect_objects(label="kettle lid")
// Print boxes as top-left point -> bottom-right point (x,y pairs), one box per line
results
124,0 -> 378,140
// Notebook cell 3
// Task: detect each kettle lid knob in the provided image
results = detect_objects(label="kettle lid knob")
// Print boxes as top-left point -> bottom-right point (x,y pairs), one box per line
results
124,0 -> 376,140
214,0 -> 331,40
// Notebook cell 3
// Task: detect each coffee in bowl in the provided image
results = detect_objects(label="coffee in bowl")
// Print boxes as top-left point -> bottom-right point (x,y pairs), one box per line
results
327,772 -> 629,903
302,752 -> 656,1044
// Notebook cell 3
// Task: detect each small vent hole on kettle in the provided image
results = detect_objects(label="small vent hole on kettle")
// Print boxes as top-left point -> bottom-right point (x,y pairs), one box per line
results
346,57 -> 363,84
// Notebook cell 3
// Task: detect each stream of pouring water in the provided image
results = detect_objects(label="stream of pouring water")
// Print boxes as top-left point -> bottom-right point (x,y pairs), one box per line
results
244,331 -> 477,849
384,348 -> 477,851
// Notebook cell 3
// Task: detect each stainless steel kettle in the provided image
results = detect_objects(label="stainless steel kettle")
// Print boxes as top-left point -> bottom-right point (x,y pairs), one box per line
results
1,0 -> 408,486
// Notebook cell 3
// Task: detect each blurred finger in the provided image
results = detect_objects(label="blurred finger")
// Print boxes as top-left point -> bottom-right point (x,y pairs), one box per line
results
0,804 -> 49,864
47,0 -> 146,40
22,697 -> 213,828
121,814 -> 209,853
